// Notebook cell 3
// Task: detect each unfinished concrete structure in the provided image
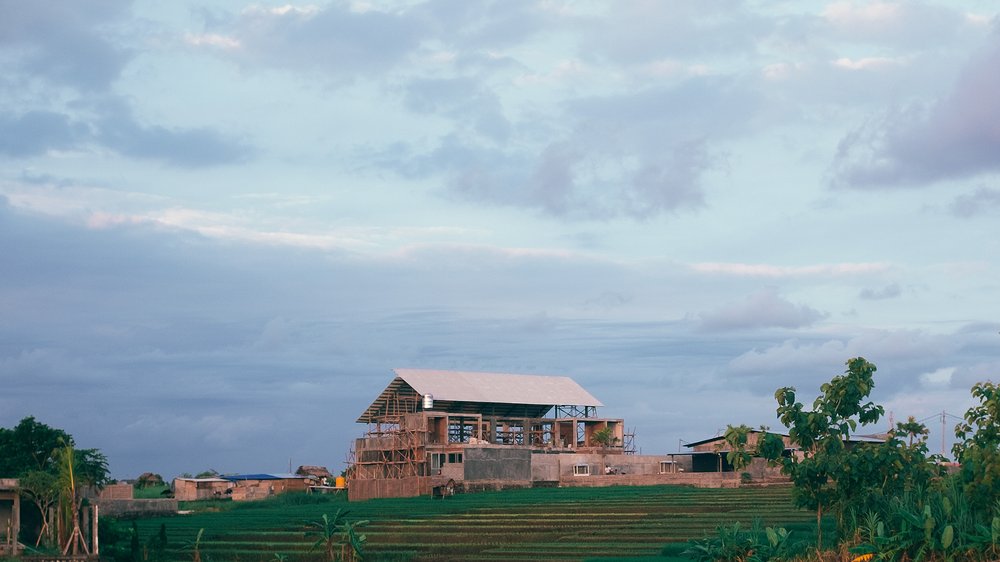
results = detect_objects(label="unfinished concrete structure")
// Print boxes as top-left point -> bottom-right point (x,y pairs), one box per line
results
348,369 -> 699,501
0,478 -> 21,556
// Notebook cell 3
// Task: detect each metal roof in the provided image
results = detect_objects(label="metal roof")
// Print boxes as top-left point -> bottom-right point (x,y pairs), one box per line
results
221,473 -> 310,481
357,368 -> 603,423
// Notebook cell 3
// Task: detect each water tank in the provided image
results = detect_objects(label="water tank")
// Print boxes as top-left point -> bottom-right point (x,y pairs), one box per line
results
422,394 -> 434,410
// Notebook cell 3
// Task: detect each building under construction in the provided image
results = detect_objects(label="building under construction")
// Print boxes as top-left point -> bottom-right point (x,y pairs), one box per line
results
348,369 -> 703,501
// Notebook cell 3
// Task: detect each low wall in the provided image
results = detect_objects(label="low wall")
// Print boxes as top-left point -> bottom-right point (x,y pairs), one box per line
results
98,499 -> 178,517
348,476 -> 440,501
557,472 -> 739,488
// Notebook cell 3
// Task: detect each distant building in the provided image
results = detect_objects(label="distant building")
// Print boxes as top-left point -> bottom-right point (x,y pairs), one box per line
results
348,369 -> 717,501
173,473 -> 314,501
679,430 -> 886,475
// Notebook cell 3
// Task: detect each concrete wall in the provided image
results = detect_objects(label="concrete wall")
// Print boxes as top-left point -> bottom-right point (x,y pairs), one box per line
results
463,447 -> 531,481
98,499 -> 178,517
348,476 -> 434,501
99,483 -> 134,500
531,453 -> 561,481
532,453 -> 673,480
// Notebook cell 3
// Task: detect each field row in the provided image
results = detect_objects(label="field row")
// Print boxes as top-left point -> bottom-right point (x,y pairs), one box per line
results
133,484 -> 811,561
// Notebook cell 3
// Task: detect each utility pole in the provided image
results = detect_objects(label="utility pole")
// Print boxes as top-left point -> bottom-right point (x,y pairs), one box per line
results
941,411 -> 947,458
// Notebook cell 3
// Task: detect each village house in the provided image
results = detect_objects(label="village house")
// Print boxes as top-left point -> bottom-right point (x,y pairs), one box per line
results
173,473 -> 315,501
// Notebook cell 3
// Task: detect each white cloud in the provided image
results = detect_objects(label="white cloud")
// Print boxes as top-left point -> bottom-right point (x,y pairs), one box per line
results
184,33 -> 241,50
699,288 -> 827,332
832,56 -> 906,70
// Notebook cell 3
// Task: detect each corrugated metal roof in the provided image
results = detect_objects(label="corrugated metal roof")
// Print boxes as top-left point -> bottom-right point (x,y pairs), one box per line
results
394,368 -> 604,407
356,368 -> 603,424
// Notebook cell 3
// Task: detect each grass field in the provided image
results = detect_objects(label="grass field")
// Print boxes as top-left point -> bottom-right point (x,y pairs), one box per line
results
130,484 -> 816,562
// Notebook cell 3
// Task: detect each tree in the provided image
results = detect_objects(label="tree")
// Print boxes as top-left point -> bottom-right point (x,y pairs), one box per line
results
52,441 -> 109,555
0,416 -> 72,476
775,357 -> 884,547
591,427 -> 619,448
722,424 -> 753,477
953,381 -> 1000,512
17,469 -> 60,547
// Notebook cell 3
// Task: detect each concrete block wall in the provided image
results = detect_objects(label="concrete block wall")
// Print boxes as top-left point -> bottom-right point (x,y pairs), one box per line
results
463,447 -> 531,481
98,499 -> 179,517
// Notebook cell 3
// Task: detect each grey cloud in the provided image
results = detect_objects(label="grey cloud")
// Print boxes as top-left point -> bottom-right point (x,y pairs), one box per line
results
403,77 -> 511,141
415,0 -> 550,50
830,33 -> 1000,189
217,3 -> 422,82
0,104 -> 252,167
386,75 -> 754,219
0,0 -> 130,91
96,102 -> 253,167
950,187 -> 1000,217
859,283 -> 902,300
0,111 -> 88,157
699,288 -> 826,332
2,202 -> 996,476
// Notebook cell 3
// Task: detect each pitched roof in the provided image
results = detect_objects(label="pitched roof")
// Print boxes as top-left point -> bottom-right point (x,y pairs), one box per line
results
357,368 -> 603,423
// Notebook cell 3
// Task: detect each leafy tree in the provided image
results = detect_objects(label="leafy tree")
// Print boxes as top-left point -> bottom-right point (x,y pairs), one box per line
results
953,381 -> 1000,513
774,357 -> 884,546
722,425 -> 785,482
722,424 -> 754,477
0,416 -> 72,476
16,469 -> 60,547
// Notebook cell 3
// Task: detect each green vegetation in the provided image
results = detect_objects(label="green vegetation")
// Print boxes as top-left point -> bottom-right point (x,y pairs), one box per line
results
718,356 -> 1000,561
121,485 -> 811,561
0,416 -> 111,551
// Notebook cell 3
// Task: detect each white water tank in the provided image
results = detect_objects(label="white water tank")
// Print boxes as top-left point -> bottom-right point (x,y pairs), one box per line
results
422,394 -> 434,410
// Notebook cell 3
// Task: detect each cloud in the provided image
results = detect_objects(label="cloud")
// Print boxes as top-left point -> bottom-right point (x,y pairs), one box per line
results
830,32 -> 1000,188
0,0 -> 131,91
0,103 -> 252,167
0,111 -> 88,157
698,287 -> 827,331
402,77 -> 511,141
384,74 -> 757,219
859,283 -> 902,300
94,100 -> 254,167
950,187 -> 1000,217
198,2 -> 423,83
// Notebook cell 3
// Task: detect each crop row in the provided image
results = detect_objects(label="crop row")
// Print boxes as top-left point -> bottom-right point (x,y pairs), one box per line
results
131,484 -> 810,561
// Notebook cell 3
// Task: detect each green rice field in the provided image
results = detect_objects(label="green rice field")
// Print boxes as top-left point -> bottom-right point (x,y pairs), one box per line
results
131,484 -> 815,562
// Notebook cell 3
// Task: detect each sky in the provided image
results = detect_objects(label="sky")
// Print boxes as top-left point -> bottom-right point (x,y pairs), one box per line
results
1,0 -> 999,480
